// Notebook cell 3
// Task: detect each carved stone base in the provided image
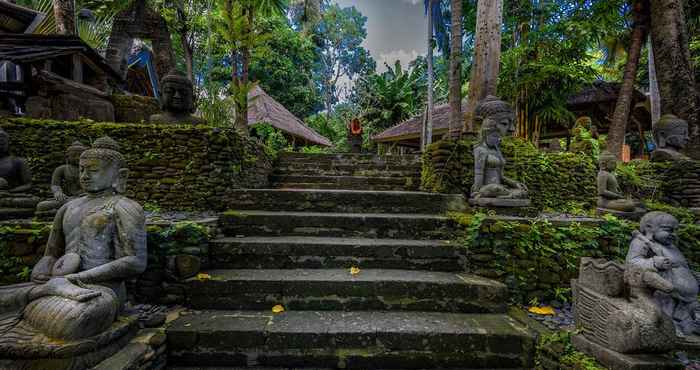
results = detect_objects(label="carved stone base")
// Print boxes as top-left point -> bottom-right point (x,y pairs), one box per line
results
596,207 -> 646,221
469,198 -> 533,216
0,315 -> 138,370
572,335 -> 682,370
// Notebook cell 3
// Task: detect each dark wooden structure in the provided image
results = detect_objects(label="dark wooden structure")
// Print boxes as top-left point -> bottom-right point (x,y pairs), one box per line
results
0,1 -> 45,34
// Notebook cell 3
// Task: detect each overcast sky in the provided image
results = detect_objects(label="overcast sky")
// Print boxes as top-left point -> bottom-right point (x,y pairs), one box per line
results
333,0 -> 428,72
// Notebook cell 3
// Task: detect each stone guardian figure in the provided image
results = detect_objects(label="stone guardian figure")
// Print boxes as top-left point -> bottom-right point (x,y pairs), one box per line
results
0,128 -> 40,218
0,136 -> 147,369
596,151 -> 645,219
469,96 -> 529,208
35,141 -> 87,217
149,69 -> 206,125
651,114 -> 690,162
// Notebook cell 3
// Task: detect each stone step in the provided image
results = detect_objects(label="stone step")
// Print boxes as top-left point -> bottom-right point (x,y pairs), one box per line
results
273,167 -> 420,178
277,152 -> 421,165
270,175 -> 420,188
273,183 -> 417,191
219,211 -> 456,240
226,189 -> 466,214
184,269 -> 506,313
210,236 -> 464,271
167,310 -> 535,369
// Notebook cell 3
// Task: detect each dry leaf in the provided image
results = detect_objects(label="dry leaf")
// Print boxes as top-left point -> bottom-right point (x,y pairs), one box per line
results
272,304 -> 285,314
528,306 -> 556,315
350,266 -> 361,276
197,273 -> 211,281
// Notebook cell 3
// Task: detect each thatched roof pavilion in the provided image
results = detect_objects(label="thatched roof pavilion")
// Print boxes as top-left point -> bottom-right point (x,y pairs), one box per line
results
247,85 -> 332,147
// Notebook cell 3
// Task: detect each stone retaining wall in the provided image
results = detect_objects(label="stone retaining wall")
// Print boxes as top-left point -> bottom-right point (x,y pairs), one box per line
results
0,118 -> 272,211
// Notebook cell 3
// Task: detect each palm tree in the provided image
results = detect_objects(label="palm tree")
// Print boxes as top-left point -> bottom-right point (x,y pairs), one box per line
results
607,0 -> 650,159
447,0 -> 462,139
218,0 -> 287,132
463,0 -> 503,133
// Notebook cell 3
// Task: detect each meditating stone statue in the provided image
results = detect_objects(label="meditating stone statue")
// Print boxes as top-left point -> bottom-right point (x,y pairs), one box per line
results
149,69 -> 206,125
469,97 -> 529,208
0,128 -> 40,218
35,141 -> 86,217
651,114 -> 690,162
596,151 -> 645,219
627,211 -> 700,338
0,136 -> 146,369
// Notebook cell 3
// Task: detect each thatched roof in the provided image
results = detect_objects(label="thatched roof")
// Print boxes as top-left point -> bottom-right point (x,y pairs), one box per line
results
373,100 -> 468,142
247,86 -> 332,147
567,80 -> 645,106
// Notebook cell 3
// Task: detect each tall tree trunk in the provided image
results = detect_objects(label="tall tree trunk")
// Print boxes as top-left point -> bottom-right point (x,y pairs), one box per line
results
648,37 -> 661,126
464,0 -> 503,133
52,0 -> 75,35
423,0 -> 435,151
302,0 -> 321,35
607,0 -> 649,159
175,1 -> 194,82
447,0 -> 463,139
650,0 -> 699,158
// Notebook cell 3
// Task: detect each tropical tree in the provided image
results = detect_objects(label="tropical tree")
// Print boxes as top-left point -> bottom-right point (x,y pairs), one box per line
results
52,0 -> 76,35
464,0 -> 503,133
649,0 -> 699,158
216,0 -> 287,132
607,0 -> 650,159
447,0 -> 463,139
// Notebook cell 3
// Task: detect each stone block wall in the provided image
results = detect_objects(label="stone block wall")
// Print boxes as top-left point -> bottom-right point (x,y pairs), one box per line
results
0,118 -> 272,210
110,94 -> 162,123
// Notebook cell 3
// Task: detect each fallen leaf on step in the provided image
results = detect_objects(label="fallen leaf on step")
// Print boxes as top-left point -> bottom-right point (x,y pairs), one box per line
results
350,266 -> 361,276
272,304 -> 285,314
196,273 -> 211,281
528,306 -> 555,315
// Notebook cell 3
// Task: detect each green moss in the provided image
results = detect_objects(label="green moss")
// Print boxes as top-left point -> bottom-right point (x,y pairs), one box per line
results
537,331 -> 605,370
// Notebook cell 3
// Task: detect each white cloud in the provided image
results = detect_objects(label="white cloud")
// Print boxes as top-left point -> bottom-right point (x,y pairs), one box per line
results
377,49 -> 423,72
402,0 -> 423,5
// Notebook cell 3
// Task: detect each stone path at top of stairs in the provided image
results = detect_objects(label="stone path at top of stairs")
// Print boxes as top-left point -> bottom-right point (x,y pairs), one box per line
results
166,152 -> 536,369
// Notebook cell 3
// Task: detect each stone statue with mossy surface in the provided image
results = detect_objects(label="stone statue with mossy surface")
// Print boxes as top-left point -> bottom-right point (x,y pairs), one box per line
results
596,151 -> 645,220
149,69 -> 206,125
35,141 -> 87,219
469,96 -> 530,209
0,128 -> 40,219
651,114 -> 690,162
572,211 -> 700,369
0,137 -> 147,370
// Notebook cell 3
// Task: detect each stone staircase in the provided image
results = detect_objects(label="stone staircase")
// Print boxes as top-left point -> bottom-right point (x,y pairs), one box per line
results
166,153 -> 536,369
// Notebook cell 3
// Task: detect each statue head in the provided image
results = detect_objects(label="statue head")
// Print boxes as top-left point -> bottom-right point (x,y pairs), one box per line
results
160,69 -> 195,114
599,151 -> 618,172
79,136 -> 128,194
0,129 -> 9,154
654,114 -> 689,151
640,211 -> 678,246
66,141 -> 87,166
480,121 -> 502,149
474,96 -> 515,136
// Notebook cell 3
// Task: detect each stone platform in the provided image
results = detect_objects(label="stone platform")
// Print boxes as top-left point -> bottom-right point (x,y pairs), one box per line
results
596,207 -> 646,221
572,334 -> 681,370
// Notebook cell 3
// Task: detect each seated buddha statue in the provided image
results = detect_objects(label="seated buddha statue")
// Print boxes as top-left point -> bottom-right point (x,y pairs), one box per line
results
597,151 -> 644,217
35,141 -> 86,218
470,97 -> 529,207
651,114 -> 690,162
0,136 -> 146,345
0,128 -> 40,216
149,70 -> 206,125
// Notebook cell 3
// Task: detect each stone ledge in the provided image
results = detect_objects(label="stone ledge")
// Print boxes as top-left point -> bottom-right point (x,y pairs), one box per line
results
572,334 -> 682,370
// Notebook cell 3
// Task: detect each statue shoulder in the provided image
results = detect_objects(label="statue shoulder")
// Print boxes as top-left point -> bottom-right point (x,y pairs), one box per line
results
149,114 -> 166,124
113,197 -> 145,221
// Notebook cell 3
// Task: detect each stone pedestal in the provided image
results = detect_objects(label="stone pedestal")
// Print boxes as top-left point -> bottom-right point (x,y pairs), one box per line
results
572,335 -> 682,370
468,198 -> 534,216
0,315 -> 139,370
596,207 -> 646,221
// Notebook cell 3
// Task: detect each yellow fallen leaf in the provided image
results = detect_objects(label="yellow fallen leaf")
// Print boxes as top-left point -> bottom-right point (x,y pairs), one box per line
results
350,266 -> 361,276
197,273 -> 211,281
528,306 -> 556,316
272,304 -> 285,314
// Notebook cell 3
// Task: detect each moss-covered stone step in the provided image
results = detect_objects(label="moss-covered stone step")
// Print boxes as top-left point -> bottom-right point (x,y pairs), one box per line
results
167,310 -> 535,369
184,269 -> 507,313
273,163 -> 420,177
226,189 -> 466,214
210,236 -> 464,271
277,152 -> 421,165
273,183 -> 418,191
270,175 -> 421,191
219,211 -> 455,240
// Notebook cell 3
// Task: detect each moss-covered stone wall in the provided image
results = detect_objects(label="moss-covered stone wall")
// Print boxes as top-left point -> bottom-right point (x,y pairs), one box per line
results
0,118 -> 272,210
